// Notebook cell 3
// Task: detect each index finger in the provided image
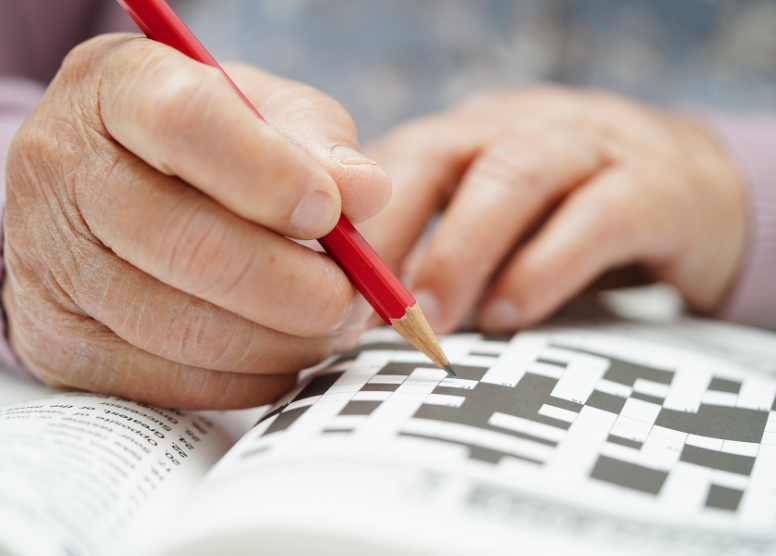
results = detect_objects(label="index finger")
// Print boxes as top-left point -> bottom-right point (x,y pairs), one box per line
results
407,129 -> 606,332
97,35 -> 341,240
358,113 -> 494,270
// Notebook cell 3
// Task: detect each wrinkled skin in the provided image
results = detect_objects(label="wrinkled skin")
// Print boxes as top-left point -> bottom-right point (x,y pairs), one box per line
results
3,34 -> 391,409
360,87 -> 746,333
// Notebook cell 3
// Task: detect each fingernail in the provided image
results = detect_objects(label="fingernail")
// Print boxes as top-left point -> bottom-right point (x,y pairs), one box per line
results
481,298 -> 521,330
412,289 -> 441,329
332,327 -> 365,353
331,145 -> 378,166
335,294 -> 373,331
290,190 -> 337,235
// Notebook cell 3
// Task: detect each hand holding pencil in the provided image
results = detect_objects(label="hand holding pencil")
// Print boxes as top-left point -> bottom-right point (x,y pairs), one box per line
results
2,31 -> 396,408
116,0 -> 454,377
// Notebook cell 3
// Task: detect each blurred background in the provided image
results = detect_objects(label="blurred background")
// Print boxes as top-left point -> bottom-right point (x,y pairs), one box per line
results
177,0 -> 776,143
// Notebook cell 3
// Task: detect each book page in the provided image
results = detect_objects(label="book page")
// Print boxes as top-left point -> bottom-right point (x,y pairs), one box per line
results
0,386 -> 255,556
147,322 -> 776,556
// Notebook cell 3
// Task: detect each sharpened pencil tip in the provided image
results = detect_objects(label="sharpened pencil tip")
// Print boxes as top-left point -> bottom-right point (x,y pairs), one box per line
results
443,365 -> 456,378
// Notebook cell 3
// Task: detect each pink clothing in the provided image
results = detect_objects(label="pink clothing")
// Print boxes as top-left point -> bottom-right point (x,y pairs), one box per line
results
710,115 -> 776,328
0,0 -> 775,376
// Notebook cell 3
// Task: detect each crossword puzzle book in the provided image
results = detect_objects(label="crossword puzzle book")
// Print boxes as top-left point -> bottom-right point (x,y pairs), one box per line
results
2,319 -> 776,556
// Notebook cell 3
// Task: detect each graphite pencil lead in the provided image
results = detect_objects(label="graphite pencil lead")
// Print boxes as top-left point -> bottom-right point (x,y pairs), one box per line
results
443,365 -> 457,379
389,303 -> 452,371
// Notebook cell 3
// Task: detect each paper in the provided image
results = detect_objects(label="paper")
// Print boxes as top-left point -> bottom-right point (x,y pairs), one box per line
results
0,392 -> 237,556
152,326 -> 776,556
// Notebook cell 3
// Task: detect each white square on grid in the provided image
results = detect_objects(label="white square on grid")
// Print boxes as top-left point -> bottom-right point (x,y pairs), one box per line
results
620,399 -> 661,424
710,469 -> 749,490
721,440 -> 759,457
285,397 -> 317,411
579,405 -> 618,424
595,379 -> 633,398
650,426 -> 688,443
574,413 -> 614,434
538,404 -> 578,423
633,378 -> 671,398
538,347 -> 576,364
352,391 -> 393,402
637,446 -> 679,471
567,420 -> 608,443
662,396 -> 701,413
489,412 -> 530,434
526,420 -> 566,443
328,384 -> 364,394
468,340 -> 506,355
613,415 -> 652,434
440,422 -> 477,444
510,437 -> 554,462
424,394 -> 466,408
685,434 -> 724,451
600,442 -> 639,463
368,375 -> 406,384
391,351 -> 438,364
479,373 -> 520,387
409,368 -> 447,381
551,388 -> 589,405
528,362 -> 565,379
459,355 -> 498,368
702,390 -> 738,407
439,378 -> 478,390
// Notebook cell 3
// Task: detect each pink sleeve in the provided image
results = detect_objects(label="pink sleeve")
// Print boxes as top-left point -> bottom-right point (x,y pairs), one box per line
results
704,114 -> 776,329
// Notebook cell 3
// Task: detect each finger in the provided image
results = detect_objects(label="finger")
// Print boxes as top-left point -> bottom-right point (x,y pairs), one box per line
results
32,231 -> 359,373
97,35 -> 341,239
3,290 -> 298,409
225,64 -> 392,224
407,130 -> 606,332
477,168 -> 665,330
76,146 -> 361,337
358,113 -> 493,270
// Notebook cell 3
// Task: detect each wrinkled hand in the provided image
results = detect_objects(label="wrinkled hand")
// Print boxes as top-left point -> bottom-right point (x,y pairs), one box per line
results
359,86 -> 746,333
3,34 -> 391,408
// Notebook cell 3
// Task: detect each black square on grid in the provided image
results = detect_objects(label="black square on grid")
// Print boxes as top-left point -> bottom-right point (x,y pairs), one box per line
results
705,484 -> 744,511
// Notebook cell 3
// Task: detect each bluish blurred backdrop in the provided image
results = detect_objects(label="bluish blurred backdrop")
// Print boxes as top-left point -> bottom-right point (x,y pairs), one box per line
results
178,0 -> 776,142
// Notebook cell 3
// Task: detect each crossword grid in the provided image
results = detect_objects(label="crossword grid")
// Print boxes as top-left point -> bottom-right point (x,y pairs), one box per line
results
244,330 -> 776,528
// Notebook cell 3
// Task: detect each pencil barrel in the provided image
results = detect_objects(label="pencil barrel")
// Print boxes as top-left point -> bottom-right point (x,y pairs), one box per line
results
318,215 -> 416,324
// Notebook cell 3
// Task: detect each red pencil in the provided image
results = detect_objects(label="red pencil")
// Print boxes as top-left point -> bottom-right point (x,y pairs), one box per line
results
115,0 -> 454,376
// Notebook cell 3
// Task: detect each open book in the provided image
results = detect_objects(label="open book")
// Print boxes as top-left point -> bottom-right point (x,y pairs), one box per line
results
3,315 -> 776,556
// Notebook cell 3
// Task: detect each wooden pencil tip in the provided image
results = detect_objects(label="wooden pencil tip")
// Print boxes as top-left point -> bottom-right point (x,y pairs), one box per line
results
389,303 -> 451,370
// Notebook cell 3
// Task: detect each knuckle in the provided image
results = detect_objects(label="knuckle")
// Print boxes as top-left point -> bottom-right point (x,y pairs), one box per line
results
5,129 -> 42,193
288,85 -> 356,133
306,259 -> 354,333
59,36 -> 110,82
475,140 -> 550,194
7,116 -> 64,180
574,186 -> 636,255
4,286 -> 94,389
418,246 -> 464,289
135,65 -> 222,170
142,294 -> 327,374
156,300 -> 256,370
162,201 -> 234,294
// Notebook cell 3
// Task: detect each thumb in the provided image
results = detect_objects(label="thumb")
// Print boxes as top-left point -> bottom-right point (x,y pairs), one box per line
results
225,63 -> 392,224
